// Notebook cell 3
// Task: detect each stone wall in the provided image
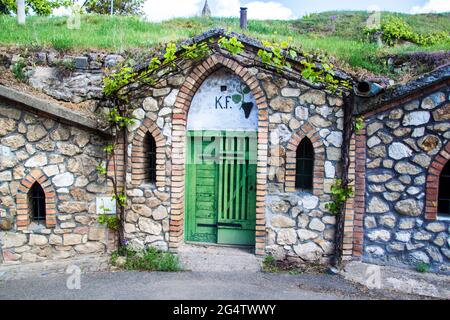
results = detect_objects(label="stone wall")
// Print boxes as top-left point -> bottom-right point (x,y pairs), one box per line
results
122,54 -> 344,263
3,45 -> 346,264
363,87 -> 450,273
0,100 -> 112,264
263,75 -> 344,263
3,50 -> 124,104
122,81 -> 178,251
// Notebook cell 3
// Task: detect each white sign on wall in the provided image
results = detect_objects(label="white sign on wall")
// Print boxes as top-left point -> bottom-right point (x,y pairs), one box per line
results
96,197 -> 116,215
187,69 -> 258,131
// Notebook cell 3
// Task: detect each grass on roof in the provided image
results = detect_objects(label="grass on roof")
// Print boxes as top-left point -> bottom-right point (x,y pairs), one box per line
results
0,11 -> 449,76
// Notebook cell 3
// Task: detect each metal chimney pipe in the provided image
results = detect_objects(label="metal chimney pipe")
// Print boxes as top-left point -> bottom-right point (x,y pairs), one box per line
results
240,7 -> 248,30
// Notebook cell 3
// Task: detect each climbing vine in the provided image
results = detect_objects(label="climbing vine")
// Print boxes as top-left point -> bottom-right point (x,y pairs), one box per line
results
354,115 -> 364,133
256,38 -> 352,95
325,179 -> 354,216
101,33 -> 354,248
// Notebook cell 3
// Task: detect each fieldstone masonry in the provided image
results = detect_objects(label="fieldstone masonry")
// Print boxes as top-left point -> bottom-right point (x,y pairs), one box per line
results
264,80 -> 344,263
121,52 -> 344,262
363,87 -> 450,273
1,30 -> 449,274
0,101 -> 112,264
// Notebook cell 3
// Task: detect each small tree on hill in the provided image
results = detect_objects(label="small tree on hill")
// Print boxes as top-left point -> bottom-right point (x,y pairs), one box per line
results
0,0 -> 69,15
83,0 -> 144,15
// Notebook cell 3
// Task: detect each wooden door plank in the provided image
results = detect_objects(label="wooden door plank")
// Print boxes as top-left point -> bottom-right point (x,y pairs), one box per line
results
229,136 -> 235,220
236,136 -> 242,222
218,135 -> 224,221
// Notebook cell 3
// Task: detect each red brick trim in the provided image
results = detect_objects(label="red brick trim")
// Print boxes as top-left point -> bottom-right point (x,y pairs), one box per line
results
342,133 -> 356,259
170,54 -> 269,255
352,127 -> 366,258
131,118 -> 167,188
16,169 -> 56,230
425,140 -> 450,220
285,123 -> 325,196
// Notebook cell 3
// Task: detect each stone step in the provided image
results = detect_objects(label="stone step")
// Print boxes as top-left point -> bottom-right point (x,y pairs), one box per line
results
177,243 -> 262,272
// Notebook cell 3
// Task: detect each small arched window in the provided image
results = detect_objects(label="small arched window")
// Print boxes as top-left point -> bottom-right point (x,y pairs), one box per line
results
144,132 -> 157,184
295,138 -> 314,191
438,161 -> 450,216
29,182 -> 46,222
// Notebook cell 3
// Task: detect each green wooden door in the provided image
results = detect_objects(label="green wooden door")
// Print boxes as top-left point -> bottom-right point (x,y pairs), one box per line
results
186,131 -> 257,246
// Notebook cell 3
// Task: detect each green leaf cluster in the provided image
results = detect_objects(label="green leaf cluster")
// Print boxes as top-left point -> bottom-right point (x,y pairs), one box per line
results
96,162 -> 107,175
107,107 -> 135,128
325,179 -> 354,216
113,192 -> 127,207
11,57 -> 27,82
111,246 -> 181,272
0,0 -> 69,16
257,39 -> 296,70
103,143 -> 115,155
218,36 -> 244,55
354,116 -> 364,133
255,38 -> 351,95
98,214 -> 119,230
84,0 -> 145,16
365,16 -> 450,47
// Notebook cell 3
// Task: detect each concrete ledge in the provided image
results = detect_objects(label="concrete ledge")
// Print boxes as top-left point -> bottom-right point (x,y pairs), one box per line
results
341,261 -> 450,299
0,255 -> 110,281
0,85 -> 111,137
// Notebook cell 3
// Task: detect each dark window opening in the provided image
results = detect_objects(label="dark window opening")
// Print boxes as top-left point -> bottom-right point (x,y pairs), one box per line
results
295,138 -> 314,191
144,132 -> 157,184
29,182 -> 46,222
438,161 -> 450,216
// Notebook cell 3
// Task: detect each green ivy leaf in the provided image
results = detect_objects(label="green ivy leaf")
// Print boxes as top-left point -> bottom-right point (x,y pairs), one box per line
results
242,86 -> 250,94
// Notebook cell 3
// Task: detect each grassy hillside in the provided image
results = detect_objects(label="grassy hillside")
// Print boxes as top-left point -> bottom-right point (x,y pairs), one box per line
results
0,11 -> 449,76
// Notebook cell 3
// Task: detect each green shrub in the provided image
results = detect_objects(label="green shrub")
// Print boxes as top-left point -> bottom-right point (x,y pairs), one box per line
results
366,16 -> 450,47
112,246 -> 181,272
416,262 -> 430,273
11,58 -> 27,82
325,179 -> 354,215
97,214 -> 119,230
381,17 -> 415,46
262,255 -> 280,273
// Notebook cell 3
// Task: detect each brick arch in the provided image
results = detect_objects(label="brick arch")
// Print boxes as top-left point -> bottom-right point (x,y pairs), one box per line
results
285,123 -> 325,196
170,53 -> 269,254
16,169 -> 56,230
131,118 -> 167,188
425,141 -> 450,220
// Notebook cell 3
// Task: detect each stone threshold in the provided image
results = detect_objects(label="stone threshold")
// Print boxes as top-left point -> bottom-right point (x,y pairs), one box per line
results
177,243 -> 262,272
0,254 -> 110,281
341,261 -> 450,299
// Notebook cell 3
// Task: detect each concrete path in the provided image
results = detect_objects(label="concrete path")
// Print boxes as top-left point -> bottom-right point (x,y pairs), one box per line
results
178,243 -> 261,272
0,270 -> 427,300
342,261 -> 450,299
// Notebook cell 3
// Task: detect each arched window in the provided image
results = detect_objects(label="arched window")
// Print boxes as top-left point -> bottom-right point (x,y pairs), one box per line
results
438,161 -> 450,216
144,132 -> 157,184
295,138 -> 314,191
29,182 -> 46,222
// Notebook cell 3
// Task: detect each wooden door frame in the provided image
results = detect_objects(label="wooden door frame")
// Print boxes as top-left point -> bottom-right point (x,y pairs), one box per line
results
169,54 -> 269,255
